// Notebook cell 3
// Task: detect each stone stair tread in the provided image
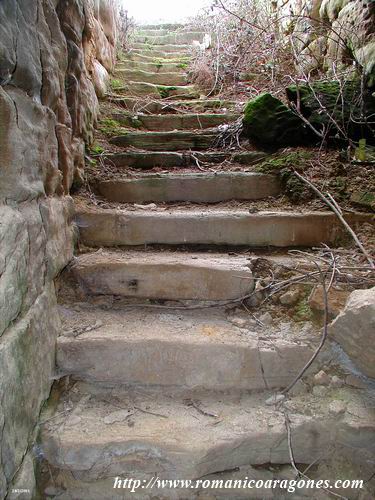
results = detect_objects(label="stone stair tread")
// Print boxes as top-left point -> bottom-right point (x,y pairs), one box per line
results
57,305 -> 317,390
124,51 -> 191,63
70,249 -> 254,301
133,42 -> 192,52
115,68 -> 187,86
116,81 -> 199,99
117,60 -> 187,72
107,96 -> 242,114
109,112 -> 239,131
75,207 -> 372,248
98,151 -> 267,169
95,172 -> 281,203
41,383 -> 375,481
134,32 -> 204,44
109,129 -> 217,151
131,49 -> 190,59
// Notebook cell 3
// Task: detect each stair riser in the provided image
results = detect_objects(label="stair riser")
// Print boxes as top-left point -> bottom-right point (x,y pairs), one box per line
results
99,151 -> 267,169
133,43 -> 191,53
110,113 -> 239,131
124,52 -> 191,63
134,32 -> 204,44
131,49 -> 190,59
117,61 -> 187,72
116,69 -> 187,86
42,420 -> 336,481
75,211 -> 369,248
72,260 -> 253,301
108,97 -> 239,114
118,82 -> 199,99
96,174 -> 281,203
57,338 -> 314,391
110,133 -> 215,151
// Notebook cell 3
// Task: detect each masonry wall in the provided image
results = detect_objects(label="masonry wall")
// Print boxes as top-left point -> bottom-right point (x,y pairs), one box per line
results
0,1 -> 118,497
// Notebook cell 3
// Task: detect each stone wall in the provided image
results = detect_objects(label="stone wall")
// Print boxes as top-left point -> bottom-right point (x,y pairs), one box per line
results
0,1 -> 118,497
279,0 -> 375,82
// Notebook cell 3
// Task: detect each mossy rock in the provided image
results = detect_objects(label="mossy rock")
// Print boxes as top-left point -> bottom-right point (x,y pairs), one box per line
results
286,80 -> 375,144
243,93 -> 309,149
350,191 -> 375,210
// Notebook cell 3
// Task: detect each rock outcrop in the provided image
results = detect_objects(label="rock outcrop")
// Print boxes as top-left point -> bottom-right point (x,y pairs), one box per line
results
329,286 -> 375,379
280,0 -> 375,83
0,1 -> 118,498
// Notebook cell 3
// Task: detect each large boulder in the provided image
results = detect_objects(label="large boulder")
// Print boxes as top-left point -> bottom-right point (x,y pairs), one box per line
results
242,93 -> 310,149
329,286 -> 375,378
286,80 -> 375,144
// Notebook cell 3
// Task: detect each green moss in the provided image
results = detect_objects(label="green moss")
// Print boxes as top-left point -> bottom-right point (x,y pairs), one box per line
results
294,293 -> 314,322
110,79 -> 123,90
243,93 -> 308,149
177,62 -> 188,70
286,80 -> 375,144
90,144 -> 104,154
255,151 -> 313,174
99,118 -> 122,136
350,191 -> 375,210
157,85 -> 177,98
255,151 -> 314,202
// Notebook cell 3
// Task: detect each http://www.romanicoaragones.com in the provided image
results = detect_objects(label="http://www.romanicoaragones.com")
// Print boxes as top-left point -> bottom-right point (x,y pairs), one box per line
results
113,476 -> 365,494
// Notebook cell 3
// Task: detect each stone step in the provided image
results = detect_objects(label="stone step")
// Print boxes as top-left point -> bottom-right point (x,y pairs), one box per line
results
98,151 -> 267,169
109,112 -> 239,131
75,208 -> 372,248
131,48 -> 190,59
108,96 -> 240,114
134,32 -> 204,45
70,250 -> 254,301
109,130 -> 216,151
133,42 -> 191,53
57,306 -> 316,390
41,383 -> 374,483
123,51 -> 191,63
115,81 -> 199,99
135,28 -> 171,36
115,68 -> 187,86
117,59 -> 188,73
95,172 -> 281,203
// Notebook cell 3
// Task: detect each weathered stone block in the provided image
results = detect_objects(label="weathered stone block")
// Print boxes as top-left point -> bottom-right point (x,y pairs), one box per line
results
329,286 -> 375,378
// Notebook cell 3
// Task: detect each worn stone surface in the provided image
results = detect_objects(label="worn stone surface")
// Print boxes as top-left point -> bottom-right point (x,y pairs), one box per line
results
57,306 -> 315,390
75,207 -> 372,248
116,81 -> 199,98
0,1 -> 118,496
100,150 -> 267,169
309,286 -> 351,318
110,112 -> 239,131
116,68 -> 187,86
40,384 -> 375,483
329,286 -> 375,378
96,172 -> 281,203
71,250 -> 254,301
283,0 -> 375,82
110,129 -> 216,151
7,452 -> 35,500
0,286 -> 60,498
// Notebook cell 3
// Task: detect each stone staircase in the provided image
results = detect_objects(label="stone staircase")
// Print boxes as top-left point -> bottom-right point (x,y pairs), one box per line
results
40,25 -> 375,499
